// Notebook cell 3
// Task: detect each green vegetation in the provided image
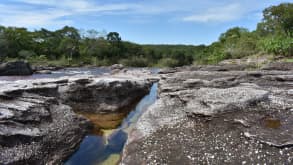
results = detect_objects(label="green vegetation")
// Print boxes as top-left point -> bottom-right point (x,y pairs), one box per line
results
195,3 -> 292,64
283,58 -> 293,63
0,3 -> 292,67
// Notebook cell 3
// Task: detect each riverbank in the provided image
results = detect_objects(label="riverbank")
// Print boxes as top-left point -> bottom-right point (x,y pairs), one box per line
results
2,53 -> 292,71
0,57 -> 291,78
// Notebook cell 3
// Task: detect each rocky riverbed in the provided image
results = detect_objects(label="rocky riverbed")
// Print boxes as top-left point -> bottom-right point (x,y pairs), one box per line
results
122,64 -> 293,165
0,74 -> 152,164
0,64 -> 292,165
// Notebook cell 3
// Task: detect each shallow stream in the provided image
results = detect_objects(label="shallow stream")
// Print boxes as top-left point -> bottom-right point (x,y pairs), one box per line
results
65,83 -> 158,165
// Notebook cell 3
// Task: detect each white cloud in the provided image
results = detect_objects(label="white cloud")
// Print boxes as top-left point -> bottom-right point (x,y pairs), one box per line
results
0,4 -> 71,27
13,0 -> 139,12
0,0 -> 280,28
0,1 -> 140,28
13,0 -> 92,9
182,4 -> 244,23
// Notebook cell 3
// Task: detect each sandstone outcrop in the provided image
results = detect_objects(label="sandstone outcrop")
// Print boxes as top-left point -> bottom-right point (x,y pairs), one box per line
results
122,65 -> 293,164
0,75 -> 152,164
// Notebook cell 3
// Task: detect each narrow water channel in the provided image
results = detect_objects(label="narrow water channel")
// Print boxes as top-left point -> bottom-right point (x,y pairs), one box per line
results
65,83 -> 158,165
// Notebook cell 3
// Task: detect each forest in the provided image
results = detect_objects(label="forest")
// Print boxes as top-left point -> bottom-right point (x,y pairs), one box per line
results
0,3 -> 292,67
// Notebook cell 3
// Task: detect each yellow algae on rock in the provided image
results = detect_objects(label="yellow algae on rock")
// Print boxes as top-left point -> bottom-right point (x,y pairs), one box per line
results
100,154 -> 120,165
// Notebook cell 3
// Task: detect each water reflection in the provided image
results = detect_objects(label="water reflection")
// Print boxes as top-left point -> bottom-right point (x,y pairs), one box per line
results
264,117 -> 281,129
65,83 -> 158,165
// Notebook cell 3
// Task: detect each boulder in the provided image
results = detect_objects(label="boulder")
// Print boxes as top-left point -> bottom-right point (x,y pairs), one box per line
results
0,61 -> 33,76
110,64 -> 124,70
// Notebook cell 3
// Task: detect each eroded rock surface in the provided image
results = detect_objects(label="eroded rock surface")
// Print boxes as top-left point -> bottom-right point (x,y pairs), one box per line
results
262,62 -> 293,71
59,77 -> 151,113
0,75 -> 152,164
122,65 -> 293,165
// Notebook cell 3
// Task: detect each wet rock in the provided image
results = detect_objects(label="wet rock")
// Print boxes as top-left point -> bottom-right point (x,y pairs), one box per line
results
122,68 -> 293,164
0,61 -> 33,76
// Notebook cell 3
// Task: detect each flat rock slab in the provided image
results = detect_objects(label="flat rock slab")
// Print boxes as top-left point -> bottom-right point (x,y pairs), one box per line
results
122,68 -> 293,164
123,115 -> 293,165
178,86 -> 269,116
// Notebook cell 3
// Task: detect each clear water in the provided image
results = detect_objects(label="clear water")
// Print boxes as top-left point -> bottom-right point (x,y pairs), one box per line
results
65,83 -> 158,165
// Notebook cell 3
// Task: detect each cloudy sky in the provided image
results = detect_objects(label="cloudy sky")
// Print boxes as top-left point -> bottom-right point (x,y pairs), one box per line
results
0,0 -> 288,45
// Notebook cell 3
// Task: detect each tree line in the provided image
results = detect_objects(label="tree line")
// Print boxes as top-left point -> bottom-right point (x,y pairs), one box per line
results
197,2 -> 292,64
0,3 -> 292,67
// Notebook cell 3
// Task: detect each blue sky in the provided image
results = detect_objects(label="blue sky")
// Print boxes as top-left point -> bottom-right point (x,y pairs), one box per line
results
0,0 -> 289,45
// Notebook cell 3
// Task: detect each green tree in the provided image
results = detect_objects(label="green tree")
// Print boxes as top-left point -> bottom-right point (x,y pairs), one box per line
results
106,32 -> 122,60
106,32 -> 121,42
260,36 -> 293,56
0,27 -> 34,59
218,27 -> 259,58
257,3 -> 293,37
57,26 -> 81,63
256,3 -> 293,56
219,27 -> 248,43
0,26 -> 8,61
33,28 -> 62,59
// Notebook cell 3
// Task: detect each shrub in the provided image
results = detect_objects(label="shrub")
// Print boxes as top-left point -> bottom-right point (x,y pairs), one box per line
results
260,36 -> 293,56
94,58 -> 113,66
120,57 -> 150,67
156,58 -> 179,67
18,50 -> 36,59
79,55 -> 93,65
